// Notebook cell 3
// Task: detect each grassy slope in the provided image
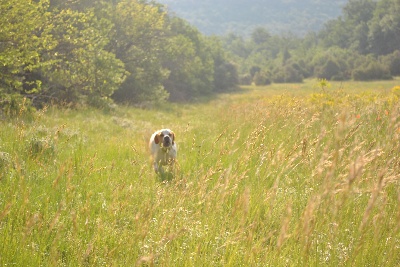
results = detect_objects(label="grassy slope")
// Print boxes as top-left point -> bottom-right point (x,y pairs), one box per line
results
1,79 -> 399,266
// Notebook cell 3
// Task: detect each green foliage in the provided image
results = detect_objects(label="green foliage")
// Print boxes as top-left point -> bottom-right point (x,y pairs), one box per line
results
253,71 -> 271,86
41,8 -> 126,105
368,0 -> 400,55
109,0 -> 169,104
223,0 -> 400,83
352,61 -> 392,81
214,62 -> 239,91
273,64 -> 303,83
315,59 -> 342,80
239,74 -> 253,85
0,0 -> 239,113
381,50 -> 400,76
161,18 -> 215,101
0,0 -> 50,94
0,94 -> 36,118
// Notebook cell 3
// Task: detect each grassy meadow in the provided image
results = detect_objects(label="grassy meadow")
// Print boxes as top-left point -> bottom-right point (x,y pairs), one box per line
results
1,79 -> 400,266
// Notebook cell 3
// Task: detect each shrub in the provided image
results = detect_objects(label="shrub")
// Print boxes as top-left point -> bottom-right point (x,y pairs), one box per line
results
315,59 -> 342,80
273,65 -> 303,83
352,62 -> 392,81
0,94 -> 36,118
253,71 -> 271,86
239,74 -> 252,85
214,62 -> 239,92
380,50 -> 400,76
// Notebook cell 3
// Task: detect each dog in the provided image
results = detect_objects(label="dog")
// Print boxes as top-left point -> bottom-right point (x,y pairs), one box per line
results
149,129 -> 177,173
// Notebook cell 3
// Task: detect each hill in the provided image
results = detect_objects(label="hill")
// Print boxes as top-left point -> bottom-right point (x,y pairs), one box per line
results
157,0 -> 348,36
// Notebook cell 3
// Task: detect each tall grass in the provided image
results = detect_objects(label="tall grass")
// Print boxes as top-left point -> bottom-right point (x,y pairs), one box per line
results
1,79 -> 399,266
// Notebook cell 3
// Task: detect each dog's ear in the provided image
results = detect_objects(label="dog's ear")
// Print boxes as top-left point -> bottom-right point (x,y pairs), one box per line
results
170,131 -> 175,144
154,133 -> 161,144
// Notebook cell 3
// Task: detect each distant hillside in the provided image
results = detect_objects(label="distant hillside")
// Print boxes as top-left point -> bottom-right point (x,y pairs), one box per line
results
157,0 -> 348,36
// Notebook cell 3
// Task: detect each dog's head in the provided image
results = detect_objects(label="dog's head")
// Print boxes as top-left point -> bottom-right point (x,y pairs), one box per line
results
154,129 -> 175,148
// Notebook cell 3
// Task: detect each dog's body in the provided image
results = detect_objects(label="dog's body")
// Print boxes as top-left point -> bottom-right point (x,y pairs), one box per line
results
149,129 -> 177,173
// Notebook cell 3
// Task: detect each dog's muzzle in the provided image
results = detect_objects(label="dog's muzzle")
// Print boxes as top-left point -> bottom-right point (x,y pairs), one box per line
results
162,135 -> 172,147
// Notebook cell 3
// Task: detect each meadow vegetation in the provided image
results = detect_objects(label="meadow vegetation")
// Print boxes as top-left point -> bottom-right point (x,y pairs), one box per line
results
1,79 -> 399,266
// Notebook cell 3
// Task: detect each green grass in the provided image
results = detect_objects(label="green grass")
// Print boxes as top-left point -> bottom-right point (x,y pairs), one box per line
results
1,79 -> 400,266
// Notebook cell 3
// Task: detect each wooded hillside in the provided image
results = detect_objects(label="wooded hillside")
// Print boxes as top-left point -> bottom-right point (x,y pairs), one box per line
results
222,0 -> 400,85
157,0 -> 347,36
0,0 -> 238,115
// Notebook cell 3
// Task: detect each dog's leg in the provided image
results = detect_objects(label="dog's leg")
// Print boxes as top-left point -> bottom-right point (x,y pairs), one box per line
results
154,161 -> 159,173
154,160 -> 165,174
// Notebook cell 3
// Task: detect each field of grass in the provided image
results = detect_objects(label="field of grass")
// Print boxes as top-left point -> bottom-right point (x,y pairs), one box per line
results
1,79 -> 399,266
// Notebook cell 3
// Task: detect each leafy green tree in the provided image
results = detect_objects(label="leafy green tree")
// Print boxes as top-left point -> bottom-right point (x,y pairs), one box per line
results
311,47 -> 355,80
0,0 -> 50,101
223,33 -> 251,59
319,18 -> 351,49
162,17 -> 215,101
40,8 -> 126,106
273,64 -> 303,83
315,59 -> 342,80
214,62 -> 239,91
343,0 -> 376,53
109,0 -> 169,104
207,37 -> 238,92
251,27 -> 271,45
368,0 -> 400,55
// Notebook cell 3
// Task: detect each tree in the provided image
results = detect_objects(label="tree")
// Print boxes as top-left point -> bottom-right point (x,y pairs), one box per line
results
352,61 -> 392,80
342,0 -> 376,54
40,8 -> 126,106
315,59 -> 342,80
251,27 -> 271,45
162,18 -> 215,101
386,50 -> 400,76
273,65 -> 303,83
319,18 -> 351,49
0,0 -> 50,96
253,71 -> 271,86
368,0 -> 400,55
109,0 -> 169,104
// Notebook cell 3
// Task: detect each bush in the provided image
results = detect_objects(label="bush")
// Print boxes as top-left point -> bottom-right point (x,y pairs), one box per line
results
0,94 -> 36,118
239,74 -> 252,85
273,65 -> 303,83
352,62 -> 392,81
253,71 -> 271,86
382,50 -> 400,76
214,62 -> 239,92
315,59 -> 342,80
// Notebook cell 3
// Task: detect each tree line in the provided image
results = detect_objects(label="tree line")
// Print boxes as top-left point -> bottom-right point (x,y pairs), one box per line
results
1,0 -> 399,115
0,0 -> 238,115
224,0 -> 400,86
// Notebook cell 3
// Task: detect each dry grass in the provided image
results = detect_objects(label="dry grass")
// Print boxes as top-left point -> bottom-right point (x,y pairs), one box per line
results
1,79 -> 399,266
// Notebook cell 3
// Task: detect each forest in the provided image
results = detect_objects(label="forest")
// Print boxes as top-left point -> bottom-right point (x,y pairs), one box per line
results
225,0 -> 400,86
1,0 -> 400,115
1,0 -> 238,114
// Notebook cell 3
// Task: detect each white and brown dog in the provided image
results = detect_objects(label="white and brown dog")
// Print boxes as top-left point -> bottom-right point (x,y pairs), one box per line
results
149,129 -> 177,173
